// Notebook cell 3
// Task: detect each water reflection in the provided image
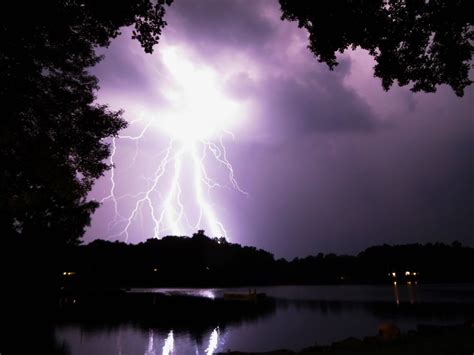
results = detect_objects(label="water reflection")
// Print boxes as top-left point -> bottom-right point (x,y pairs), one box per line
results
138,328 -> 220,355
130,288 -> 216,299
162,330 -> 174,355
145,330 -> 153,355
393,282 -> 400,305
392,282 -> 419,305
406,282 -> 418,304
55,285 -> 474,354
205,327 -> 219,355
143,330 -> 176,355
117,328 -> 123,355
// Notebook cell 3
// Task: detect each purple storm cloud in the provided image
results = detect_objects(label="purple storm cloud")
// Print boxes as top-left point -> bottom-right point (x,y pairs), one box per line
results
86,0 -> 473,258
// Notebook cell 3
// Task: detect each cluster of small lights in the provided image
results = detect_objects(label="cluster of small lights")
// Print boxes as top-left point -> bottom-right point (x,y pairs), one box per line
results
388,271 -> 419,278
389,271 -> 419,286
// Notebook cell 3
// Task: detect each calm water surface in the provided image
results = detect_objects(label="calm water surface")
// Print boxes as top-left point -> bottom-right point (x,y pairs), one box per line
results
55,284 -> 474,354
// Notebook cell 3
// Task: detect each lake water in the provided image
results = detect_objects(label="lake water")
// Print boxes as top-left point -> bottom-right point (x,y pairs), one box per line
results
55,284 -> 474,354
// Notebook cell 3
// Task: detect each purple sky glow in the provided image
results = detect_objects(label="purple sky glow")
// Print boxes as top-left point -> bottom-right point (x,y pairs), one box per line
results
85,0 -> 473,258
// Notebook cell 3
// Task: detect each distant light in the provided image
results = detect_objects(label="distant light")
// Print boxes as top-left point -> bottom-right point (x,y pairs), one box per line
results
405,271 -> 410,276
393,281 -> 397,285
407,281 -> 412,285
63,271 -> 76,276
199,290 -> 216,299
412,272 -> 417,276
153,268 -> 158,272
340,276 -> 345,280
391,272 -> 396,277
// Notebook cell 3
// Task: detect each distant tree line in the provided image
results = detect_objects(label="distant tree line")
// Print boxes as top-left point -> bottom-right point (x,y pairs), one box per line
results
56,231 -> 474,288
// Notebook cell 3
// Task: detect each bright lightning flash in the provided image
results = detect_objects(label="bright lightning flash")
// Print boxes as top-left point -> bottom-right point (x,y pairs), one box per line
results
100,46 -> 247,242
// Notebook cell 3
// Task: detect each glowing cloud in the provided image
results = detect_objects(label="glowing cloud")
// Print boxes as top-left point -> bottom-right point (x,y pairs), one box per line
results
159,47 -> 243,141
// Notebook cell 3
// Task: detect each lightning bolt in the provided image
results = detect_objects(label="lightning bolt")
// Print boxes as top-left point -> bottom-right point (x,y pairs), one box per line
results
99,120 -> 246,242
96,45 -> 248,243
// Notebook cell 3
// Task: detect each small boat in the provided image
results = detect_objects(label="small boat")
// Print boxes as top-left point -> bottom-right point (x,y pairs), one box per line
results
223,289 -> 266,302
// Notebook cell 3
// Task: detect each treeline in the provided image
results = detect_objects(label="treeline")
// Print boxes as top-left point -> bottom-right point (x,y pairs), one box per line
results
57,231 -> 474,288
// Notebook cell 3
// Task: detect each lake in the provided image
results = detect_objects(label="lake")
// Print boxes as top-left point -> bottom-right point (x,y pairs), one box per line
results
55,283 -> 474,354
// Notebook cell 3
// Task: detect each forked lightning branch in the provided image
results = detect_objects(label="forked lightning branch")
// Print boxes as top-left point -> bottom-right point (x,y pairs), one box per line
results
99,46 -> 248,242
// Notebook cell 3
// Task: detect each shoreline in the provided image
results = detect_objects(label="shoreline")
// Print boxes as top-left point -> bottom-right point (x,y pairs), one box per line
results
218,323 -> 474,355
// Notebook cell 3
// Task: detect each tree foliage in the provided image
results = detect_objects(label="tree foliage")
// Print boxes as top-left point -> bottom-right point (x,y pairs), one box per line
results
59,235 -> 474,287
280,0 -> 473,96
0,0 -> 172,245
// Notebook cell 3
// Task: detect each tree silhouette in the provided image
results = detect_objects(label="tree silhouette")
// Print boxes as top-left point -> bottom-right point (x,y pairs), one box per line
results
0,0 -> 173,245
279,0 -> 473,96
57,235 -> 474,287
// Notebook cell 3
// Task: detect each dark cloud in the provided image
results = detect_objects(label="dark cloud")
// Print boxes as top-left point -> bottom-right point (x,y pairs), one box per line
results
228,89 -> 474,257
168,0 -> 276,51
254,67 -> 377,136
92,31 -> 164,104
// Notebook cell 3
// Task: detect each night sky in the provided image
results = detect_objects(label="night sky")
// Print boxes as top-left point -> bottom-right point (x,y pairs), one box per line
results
85,0 -> 473,258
